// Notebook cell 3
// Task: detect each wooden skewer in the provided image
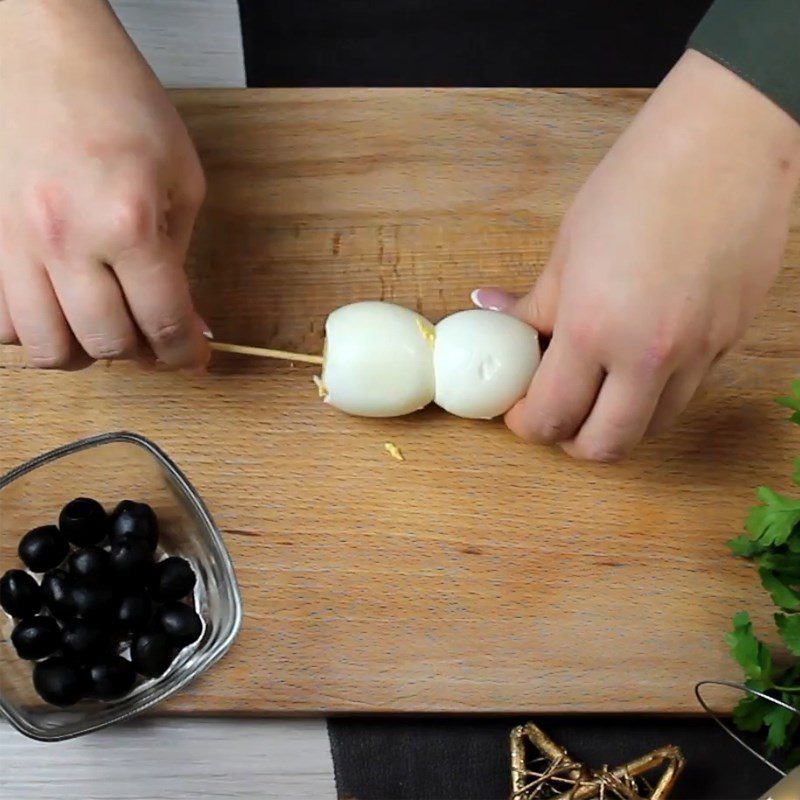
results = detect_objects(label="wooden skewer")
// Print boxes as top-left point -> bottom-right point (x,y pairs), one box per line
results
210,341 -> 324,365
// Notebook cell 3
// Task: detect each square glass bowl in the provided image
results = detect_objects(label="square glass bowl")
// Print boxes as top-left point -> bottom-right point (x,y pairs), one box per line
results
0,432 -> 242,741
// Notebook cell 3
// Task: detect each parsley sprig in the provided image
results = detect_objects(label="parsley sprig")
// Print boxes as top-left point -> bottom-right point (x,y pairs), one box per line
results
727,380 -> 800,765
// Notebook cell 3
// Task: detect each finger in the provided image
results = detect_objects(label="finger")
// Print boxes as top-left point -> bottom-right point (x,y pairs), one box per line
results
511,265 -> 560,337
112,242 -> 209,370
505,334 -> 604,443
562,369 -> 669,462
0,278 -> 18,344
4,263 -> 90,370
471,286 -> 518,313
47,261 -> 141,361
646,360 -> 713,437
471,267 -> 560,338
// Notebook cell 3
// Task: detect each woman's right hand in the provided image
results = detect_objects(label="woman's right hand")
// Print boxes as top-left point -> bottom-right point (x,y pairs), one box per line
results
0,0 -> 210,371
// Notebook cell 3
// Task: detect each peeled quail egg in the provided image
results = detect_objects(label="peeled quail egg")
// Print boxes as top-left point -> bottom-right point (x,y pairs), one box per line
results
433,309 -> 540,419
321,301 -> 436,417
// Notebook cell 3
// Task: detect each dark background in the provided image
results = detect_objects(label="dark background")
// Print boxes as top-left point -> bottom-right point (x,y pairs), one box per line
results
238,1 -> 777,797
238,0 -> 713,88
329,717 -> 777,799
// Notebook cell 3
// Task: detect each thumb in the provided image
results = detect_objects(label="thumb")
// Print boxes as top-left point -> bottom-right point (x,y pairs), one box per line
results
471,267 -> 559,336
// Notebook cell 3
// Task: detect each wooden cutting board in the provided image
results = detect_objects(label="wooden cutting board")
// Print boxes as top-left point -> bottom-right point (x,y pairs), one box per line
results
1,89 -> 798,714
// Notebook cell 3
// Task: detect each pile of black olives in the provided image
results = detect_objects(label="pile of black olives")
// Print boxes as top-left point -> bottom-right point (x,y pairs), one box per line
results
0,498 -> 203,707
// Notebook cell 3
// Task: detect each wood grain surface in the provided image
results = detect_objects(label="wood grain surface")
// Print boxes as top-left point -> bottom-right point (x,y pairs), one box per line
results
1,89 -> 798,714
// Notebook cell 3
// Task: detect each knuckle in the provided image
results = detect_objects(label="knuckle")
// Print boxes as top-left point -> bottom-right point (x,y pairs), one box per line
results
146,314 -> 192,347
637,337 -> 680,374
81,333 -> 134,361
109,191 -> 154,247
583,442 -> 629,464
25,342 -> 71,370
529,414 -> 572,443
568,319 -> 604,352
29,182 -> 68,253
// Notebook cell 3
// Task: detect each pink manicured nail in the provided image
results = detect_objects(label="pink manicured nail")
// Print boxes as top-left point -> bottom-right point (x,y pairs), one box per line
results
470,287 -> 516,312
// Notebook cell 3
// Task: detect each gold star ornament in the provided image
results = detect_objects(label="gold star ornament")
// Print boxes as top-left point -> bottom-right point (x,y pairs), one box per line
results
510,722 -> 685,800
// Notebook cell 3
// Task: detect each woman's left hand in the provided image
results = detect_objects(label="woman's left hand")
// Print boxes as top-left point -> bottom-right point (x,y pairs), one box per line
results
474,50 -> 800,462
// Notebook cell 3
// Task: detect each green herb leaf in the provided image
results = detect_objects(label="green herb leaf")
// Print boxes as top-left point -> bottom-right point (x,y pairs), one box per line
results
776,614 -> 800,656
764,704 -> 796,751
757,552 -> 800,580
760,569 -> 800,611
777,380 -> 800,409
732,694 -> 771,732
745,489 -> 800,548
777,381 -> 800,425
729,384 -> 800,757
727,612 -> 774,690
729,534 -> 769,558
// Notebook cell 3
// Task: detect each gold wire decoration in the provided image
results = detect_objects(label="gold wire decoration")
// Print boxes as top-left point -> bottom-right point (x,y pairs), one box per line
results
509,722 -> 685,800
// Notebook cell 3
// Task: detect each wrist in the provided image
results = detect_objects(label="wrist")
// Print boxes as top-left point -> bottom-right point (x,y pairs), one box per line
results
668,50 -> 800,190
626,50 -> 800,206
2,0 -> 112,16
0,0 -> 115,39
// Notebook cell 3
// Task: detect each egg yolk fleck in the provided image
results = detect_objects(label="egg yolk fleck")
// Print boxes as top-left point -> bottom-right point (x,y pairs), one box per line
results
416,318 -> 435,348
312,375 -> 328,398
384,442 -> 405,461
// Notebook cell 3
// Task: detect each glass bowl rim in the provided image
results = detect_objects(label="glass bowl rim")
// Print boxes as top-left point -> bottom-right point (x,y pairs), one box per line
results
0,431 -> 243,742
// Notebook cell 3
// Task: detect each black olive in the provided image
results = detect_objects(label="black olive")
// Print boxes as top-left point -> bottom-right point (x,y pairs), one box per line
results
131,632 -> 175,678
150,557 -> 196,602
41,569 -> 78,621
115,592 -> 152,634
33,658 -> 86,707
154,602 -> 203,647
18,525 -> 69,573
11,616 -> 62,660
109,501 -> 159,552
67,547 -> 112,585
72,583 -> 115,621
0,569 -> 42,618
109,540 -> 153,584
88,656 -> 137,700
61,620 -> 115,662
58,497 -> 108,547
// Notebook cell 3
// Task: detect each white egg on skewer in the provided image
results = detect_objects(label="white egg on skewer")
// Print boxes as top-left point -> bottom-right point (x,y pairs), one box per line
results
319,301 -> 436,417
432,309 -> 540,419
211,300 -> 541,421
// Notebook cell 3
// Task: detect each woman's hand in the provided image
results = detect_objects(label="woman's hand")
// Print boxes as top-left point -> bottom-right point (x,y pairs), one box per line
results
475,50 -> 800,461
0,0 -> 209,371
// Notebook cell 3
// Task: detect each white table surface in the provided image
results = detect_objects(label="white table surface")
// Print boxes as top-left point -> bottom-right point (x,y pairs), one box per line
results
110,0 -> 246,88
3,6 -> 336,800
0,719 -> 337,800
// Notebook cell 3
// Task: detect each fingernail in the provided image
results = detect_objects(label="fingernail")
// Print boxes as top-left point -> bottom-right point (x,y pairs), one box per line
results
199,319 -> 214,340
470,287 -> 515,312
